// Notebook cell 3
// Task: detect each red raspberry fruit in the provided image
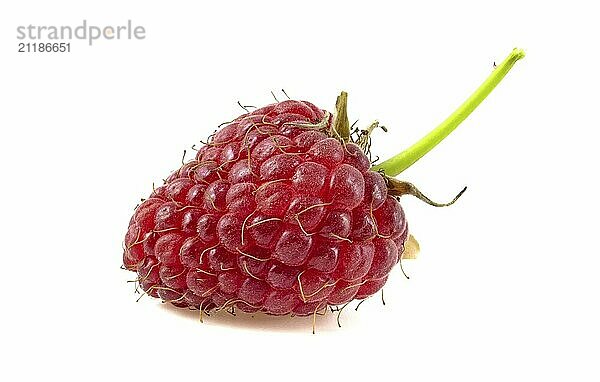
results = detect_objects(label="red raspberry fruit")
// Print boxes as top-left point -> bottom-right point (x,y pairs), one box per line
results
123,48 -> 524,322
123,98 -> 408,315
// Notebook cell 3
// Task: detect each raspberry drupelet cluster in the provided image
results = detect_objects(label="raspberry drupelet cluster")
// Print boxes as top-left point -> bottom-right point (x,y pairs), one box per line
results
123,99 -> 408,316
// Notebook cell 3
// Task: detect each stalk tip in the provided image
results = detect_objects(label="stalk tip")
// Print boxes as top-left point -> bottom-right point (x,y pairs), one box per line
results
512,48 -> 526,60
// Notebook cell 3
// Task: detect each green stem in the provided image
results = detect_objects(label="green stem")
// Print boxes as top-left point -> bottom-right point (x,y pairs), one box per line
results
371,48 -> 525,176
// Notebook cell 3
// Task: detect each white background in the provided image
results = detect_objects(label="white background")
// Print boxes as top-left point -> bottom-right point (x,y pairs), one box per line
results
1,1 -> 599,381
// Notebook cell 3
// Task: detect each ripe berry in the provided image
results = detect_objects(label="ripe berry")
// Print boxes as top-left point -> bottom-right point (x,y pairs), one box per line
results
123,98 -> 407,316
123,48 -> 524,324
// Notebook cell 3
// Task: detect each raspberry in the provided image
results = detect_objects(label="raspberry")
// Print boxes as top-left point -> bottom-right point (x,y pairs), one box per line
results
123,99 -> 407,316
123,48 -> 524,323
